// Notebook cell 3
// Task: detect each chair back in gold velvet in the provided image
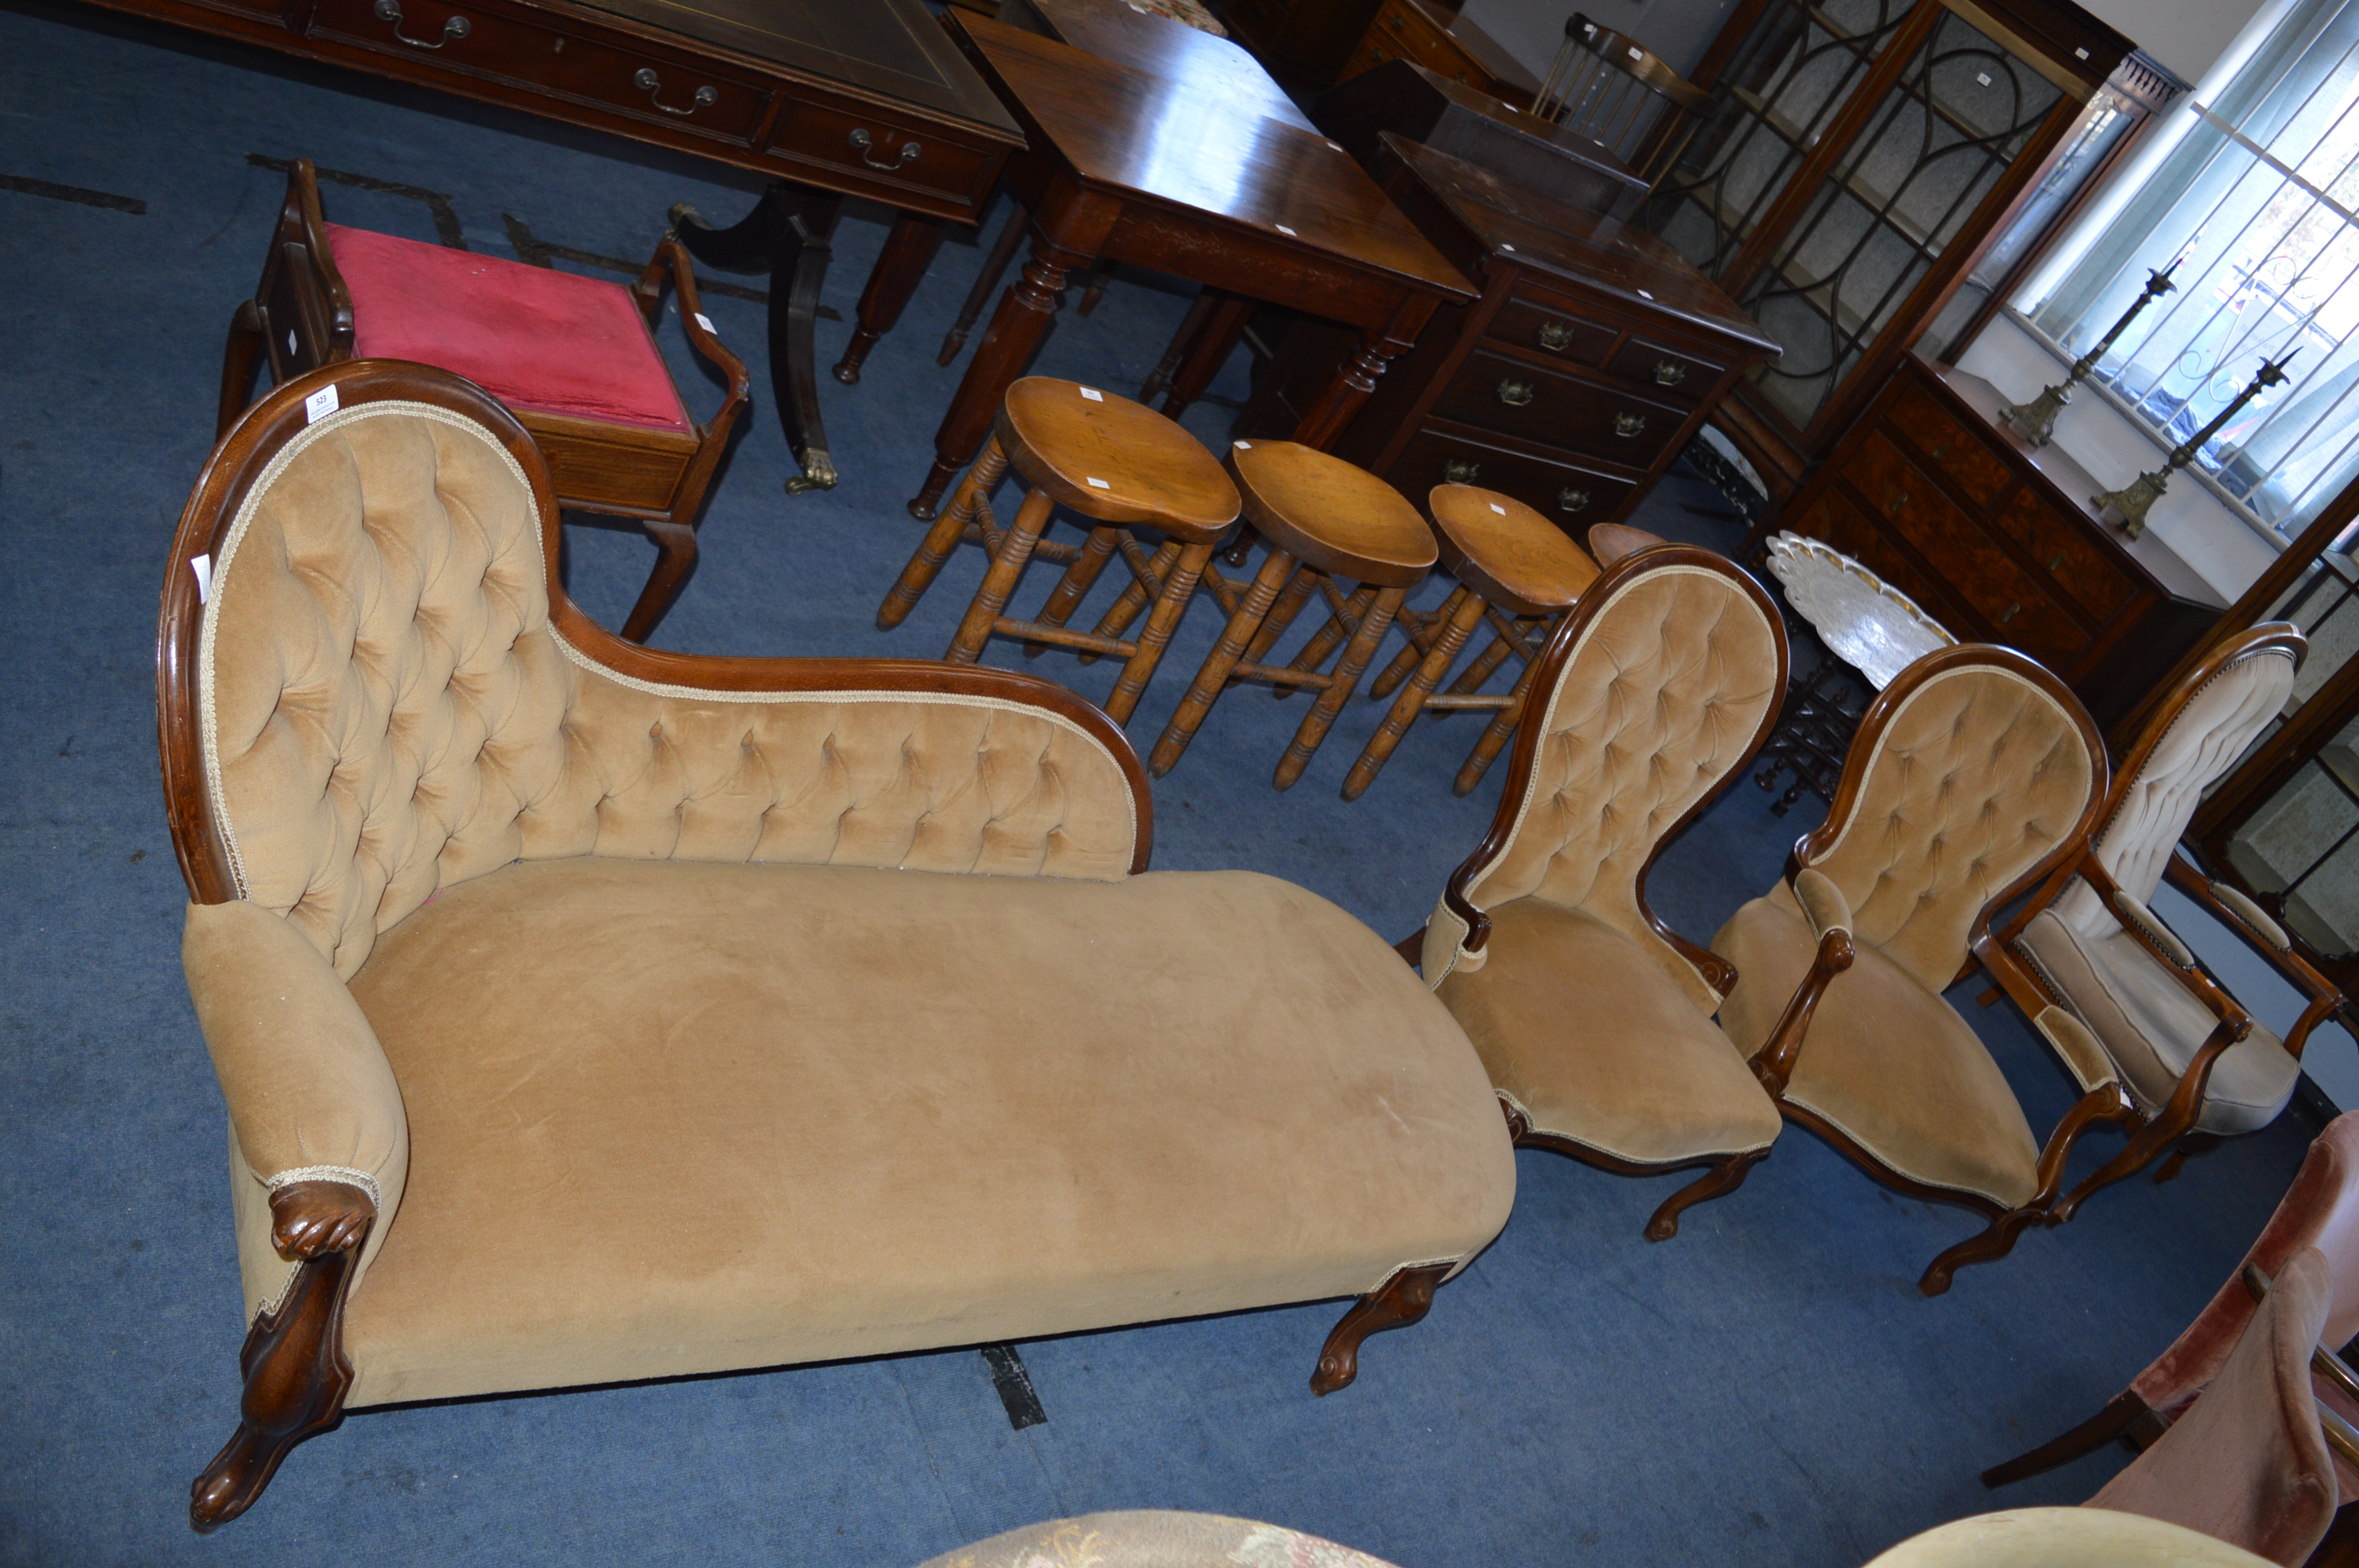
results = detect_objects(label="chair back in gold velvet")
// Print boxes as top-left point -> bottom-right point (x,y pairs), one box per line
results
1422,546 -> 1787,1007
1794,646 -> 2107,996
160,361 -> 1150,979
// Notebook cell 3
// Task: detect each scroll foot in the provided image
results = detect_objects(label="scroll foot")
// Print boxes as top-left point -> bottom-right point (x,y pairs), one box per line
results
1310,1261 -> 1451,1396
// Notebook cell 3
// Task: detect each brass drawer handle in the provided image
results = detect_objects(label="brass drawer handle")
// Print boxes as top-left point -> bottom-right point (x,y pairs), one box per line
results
374,0 -> 468,47
2047,551 -> 2066,571
850,129 -> 921,170
1369,45 -> 1387,61
1614,412 -> 1647,437
1443,459 -> 1481,484
1558,487 -> 1590,513
1932,437 -> 1955,459
1887,492 -> 1908,517
634,67 -> 714,115
1497,379 -> 1535,407
1538,320 -> 1576,351
1998,601 -> 2022,624
1653,359 -> 1688,387
1387,11 -> 1405,29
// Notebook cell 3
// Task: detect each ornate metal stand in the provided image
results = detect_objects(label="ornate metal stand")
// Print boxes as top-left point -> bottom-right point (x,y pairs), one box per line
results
1755,652 -> 1869,815
2093,354 -> 2293,538
2001,262 -> 2178,447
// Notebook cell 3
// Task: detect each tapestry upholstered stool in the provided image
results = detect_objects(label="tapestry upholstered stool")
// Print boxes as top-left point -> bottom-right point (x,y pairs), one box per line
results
1342,484 -> 1600,800
219,158 -> 747,644
164,361 -> 1511,1530
1150,441 -> 1436,785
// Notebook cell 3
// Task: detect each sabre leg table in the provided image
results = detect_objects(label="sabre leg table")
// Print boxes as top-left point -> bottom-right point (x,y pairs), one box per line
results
908,10 -> 1474,520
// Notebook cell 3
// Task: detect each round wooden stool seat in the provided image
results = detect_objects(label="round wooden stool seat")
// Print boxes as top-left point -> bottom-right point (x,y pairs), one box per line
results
999,378 -> 1238,539
1428,485 -> 1599,616
1230,441 -> 1436,586
1587,522 -> 1670,568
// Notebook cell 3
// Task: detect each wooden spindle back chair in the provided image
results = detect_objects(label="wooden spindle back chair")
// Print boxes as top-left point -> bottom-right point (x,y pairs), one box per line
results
1532,14 -> 1714,190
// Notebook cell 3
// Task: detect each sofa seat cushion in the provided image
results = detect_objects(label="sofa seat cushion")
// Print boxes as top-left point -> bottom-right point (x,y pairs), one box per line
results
1714,891 -> 2041,1210
339,856 -> 1514,1407
2016,909 -> 2297,1135
326,223 -> 692,434
1437,898 -> 1779,1165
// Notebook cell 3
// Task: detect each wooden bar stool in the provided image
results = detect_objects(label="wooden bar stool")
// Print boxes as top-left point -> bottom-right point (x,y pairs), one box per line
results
912,379 -> 1241,725
1343,485 -> 1600,800
1150,441 -> 1435,786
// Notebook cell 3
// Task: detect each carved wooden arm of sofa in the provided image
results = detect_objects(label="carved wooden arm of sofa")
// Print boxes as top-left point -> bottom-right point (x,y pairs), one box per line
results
1748,869 -> 1856,1097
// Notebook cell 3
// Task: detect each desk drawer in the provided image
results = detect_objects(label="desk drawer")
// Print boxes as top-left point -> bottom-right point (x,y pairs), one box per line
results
1850,430 -> 2085,666
1605,336 -> 1722,405
766,96 -> 998,208
1435,348 -> 1682,467
1487,296 -> 1616,367
310,0 -> 767,143
1990,487 -> 2133,622
1885,384 -> 2012,510
1393,430 -> 1637,532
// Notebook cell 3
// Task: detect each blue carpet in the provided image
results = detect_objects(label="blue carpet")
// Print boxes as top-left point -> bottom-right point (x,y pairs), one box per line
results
0,2 -> 2325,1562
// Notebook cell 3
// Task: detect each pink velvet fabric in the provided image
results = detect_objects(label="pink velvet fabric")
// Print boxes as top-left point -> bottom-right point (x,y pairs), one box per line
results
2088,1247 -> 2339,1565
2129,1114 -> 2359,1495
326,224 -> 690,434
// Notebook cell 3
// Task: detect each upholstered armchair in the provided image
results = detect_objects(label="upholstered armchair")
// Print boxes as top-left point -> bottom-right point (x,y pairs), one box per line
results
1713,646 -> 2116,1294
912,1511 -> 1400,1568
160,362 -> 1517,1529
1986,625 -> 2345,1215
1411,546 -> 1791,1240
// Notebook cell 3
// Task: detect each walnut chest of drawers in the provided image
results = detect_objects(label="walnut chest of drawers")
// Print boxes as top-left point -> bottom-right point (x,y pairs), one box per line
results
1773,354 -> 2227,730
1249,135 -> 1776,543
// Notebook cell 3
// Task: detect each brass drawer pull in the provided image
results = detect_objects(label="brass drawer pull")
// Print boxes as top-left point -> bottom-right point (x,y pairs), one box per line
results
374,0 -> 468,47
634,68 -> 715,115
1497,379 -> 1535,407
850,129 -> 922,171
1998,601 -> 2022,624
1369,45 -> 1387,61
1614,412 -> 1647,437
1652,359 -> 1688,387
1887,492 -> 1907,517
2047,551 -> 2066,571
1558,487 -> 1590,513
1387,11 -> 1405,29
1538,320 -> 1576,351
1443,459 -> 1481,484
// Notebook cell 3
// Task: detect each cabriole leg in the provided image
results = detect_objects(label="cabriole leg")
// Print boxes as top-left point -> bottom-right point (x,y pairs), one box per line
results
1310,1261 -> 1452,1396
1645,1150 -> 1766,1243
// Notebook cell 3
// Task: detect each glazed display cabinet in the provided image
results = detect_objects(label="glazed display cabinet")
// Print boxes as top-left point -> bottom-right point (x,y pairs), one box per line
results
1642,0 -> 2163,495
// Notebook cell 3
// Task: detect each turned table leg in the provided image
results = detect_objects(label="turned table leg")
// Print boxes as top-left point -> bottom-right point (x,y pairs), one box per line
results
834,211 -> 946,386
911,239 -> 1081,521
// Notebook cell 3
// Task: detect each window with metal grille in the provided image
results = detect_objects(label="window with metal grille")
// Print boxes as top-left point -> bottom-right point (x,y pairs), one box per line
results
2023,0 -> 2359,541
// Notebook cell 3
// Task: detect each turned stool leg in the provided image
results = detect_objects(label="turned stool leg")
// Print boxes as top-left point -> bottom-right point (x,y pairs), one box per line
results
1370,588 -> 1467,699
1456,654 -> 1543,797
1277,585 -> 1405,792
880,437 -> 1009,630
1244,565 -> 1320,666
1344,588 -> 1486,800
1151,548 -> 1296,778
1027,524 -> 1123,658
1278,586 -> 1378,700
1085,539 -> 1180,661
947,487 -> 1056,663
1105,540 -> 1215,724
1448,620 -> 1532,701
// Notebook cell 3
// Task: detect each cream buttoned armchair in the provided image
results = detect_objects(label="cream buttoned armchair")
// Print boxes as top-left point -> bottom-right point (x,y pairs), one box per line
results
1986,625 -> 2346,1217
1713,645 -> 2117,1294
1411,546 -> 1792,1240
161,362 -> 1516,1529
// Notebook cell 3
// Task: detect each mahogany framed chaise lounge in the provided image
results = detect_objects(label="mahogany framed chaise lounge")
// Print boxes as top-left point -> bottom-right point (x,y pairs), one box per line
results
158,360 -> 1517,1529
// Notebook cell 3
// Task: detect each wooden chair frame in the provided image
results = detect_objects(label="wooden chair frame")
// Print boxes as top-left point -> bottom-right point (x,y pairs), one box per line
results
162,361 -> 1161,1528
1532,13 -> 1714,192
1742,644 -> 2129,1296
1411,545 -> 1792,1237
217,158 -> 751,644
1983,625 -> 2350,1221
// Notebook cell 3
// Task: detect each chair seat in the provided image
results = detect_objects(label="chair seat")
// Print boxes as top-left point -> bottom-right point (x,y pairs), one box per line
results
1437,898 -> 1779,1165
2016,909 -> 2298,1135
1715,892 -> 2041,1208
326,223 -> 692,434
337,857 -> 1515,1407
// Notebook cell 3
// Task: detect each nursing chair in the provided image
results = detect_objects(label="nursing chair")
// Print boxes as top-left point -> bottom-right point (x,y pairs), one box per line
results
162,361 -> 1515,1529
219,158 -> 747,644
1713,645 -> 2115,1294
1986,624 -> 2343,1216
1985,1112 -> 2359,1498
1412,546 -> 1791,1239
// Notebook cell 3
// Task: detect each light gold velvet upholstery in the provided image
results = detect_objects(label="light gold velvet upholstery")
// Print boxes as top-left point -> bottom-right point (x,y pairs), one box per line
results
2012,643 -> 2303,1136
1713,655 -> 2101,1210
914,1511 -> 1401,1568
1863,1509 -> 2275,1568
183,394 -> 1516,1399
1428,555 -> 1784,1168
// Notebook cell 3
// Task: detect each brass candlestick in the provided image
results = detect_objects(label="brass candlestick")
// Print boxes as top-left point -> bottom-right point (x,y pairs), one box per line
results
2092,354 -> 2294,538
2001,262 -> 2179,446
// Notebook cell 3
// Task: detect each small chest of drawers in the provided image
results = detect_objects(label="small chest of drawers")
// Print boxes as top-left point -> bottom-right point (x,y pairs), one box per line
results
1775,354 -> 2226,729
1245,135 -> 1775,542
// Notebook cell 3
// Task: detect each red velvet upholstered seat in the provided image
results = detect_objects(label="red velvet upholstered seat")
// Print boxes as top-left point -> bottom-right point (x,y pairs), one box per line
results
325,224 -> 690,435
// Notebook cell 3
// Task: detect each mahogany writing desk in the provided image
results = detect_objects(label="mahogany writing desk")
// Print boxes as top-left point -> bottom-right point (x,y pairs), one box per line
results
71,0 -> 1023,492
907,9 -> 1474,520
